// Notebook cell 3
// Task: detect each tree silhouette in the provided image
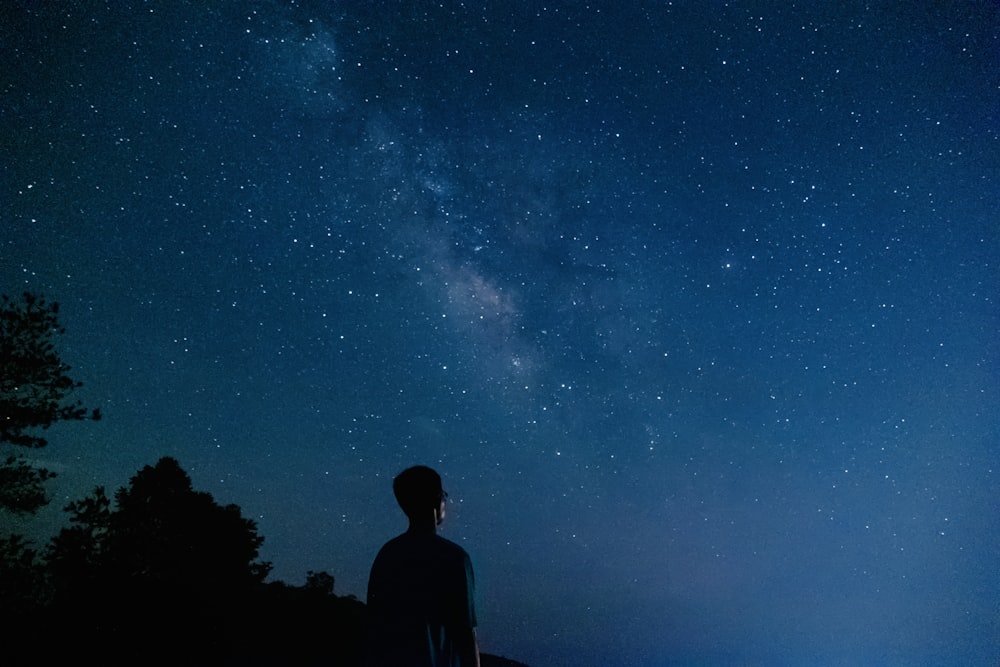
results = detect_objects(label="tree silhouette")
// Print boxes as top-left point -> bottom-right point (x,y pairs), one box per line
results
305,569 -> 336,596
107,456 -> 271,591
0,534 -> 44,612
41,457 -> 273,663
0,292 -> 100,513
0,456 -> 55,516
0,292 -> 102,656
46,487 -> 111,604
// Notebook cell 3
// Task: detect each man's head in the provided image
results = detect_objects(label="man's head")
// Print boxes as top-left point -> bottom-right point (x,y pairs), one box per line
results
393,465 -> 447,525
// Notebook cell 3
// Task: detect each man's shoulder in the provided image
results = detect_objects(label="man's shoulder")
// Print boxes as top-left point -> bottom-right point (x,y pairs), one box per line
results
377,531 -> 470,560
430,533 -> 470,559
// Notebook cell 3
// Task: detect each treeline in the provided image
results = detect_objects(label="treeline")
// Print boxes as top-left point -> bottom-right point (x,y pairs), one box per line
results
0,293 -> 527,667
2,456 -> 365,666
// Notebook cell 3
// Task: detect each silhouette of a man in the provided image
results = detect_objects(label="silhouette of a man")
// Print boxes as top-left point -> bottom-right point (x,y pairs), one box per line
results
367,465 -> 480,667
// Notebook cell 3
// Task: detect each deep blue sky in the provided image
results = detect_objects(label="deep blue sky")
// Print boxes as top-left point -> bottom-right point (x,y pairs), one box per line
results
3,2 -> 998,665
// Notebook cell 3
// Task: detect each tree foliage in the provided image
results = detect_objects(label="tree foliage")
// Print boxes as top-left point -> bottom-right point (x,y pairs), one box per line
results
0,454 -> 56,514
0,292 -> 101,448
0,292 -> 100,514
45,487 -> 111,603
305,569 -> 336,596
40,457 -> 274,664
48,457 -> 272,595
0,534 -> 44,613
107,456 -> 271,590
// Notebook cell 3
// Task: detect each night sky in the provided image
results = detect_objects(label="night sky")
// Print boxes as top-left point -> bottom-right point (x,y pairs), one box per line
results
3,2 -> 999,665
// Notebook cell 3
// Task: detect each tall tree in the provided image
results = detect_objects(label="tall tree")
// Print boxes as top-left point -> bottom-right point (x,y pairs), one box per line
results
46,487 -> 111,602
0,292 -> 100,513
1,292 -> 101,639
46,457 -> 272,663
107,457 -> 271,591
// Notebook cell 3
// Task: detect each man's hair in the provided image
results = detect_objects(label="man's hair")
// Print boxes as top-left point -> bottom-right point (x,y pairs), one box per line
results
393,465 -> 444,519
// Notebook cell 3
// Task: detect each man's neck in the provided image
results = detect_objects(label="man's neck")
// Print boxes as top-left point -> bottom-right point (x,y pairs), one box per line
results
407,517 -> 438,534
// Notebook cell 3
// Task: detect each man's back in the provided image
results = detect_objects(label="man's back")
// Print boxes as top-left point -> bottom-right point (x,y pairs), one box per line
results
367,530 -> 477,667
